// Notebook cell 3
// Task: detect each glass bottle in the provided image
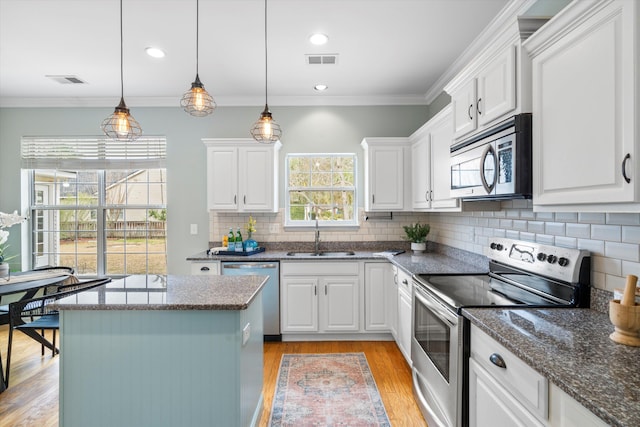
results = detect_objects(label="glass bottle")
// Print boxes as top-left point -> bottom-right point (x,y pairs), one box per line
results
235,227 -> 243,252
227,228 -> 235,252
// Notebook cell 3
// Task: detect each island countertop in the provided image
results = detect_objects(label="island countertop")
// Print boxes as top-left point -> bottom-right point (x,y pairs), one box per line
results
53,274 -> 268,311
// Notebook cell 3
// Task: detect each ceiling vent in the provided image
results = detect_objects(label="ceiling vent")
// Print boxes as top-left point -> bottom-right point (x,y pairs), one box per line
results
305,54 -> 339,65
46,75 -> 87,84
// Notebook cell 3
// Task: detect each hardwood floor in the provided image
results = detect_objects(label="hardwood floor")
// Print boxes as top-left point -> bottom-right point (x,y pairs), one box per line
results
0,325 -> 426,426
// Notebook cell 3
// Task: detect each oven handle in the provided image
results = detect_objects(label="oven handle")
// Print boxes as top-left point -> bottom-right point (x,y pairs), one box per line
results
480,144 -> 497,194
414,285 -> 458,326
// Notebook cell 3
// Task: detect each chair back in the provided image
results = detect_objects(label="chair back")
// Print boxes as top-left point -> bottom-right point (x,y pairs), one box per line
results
8,277 -> 111,328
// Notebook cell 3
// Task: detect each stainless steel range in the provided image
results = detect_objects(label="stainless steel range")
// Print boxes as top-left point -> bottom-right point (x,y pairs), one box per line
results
411,238 -> 590,427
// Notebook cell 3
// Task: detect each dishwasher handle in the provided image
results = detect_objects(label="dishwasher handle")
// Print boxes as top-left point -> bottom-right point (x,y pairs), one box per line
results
223,263 -> 277,270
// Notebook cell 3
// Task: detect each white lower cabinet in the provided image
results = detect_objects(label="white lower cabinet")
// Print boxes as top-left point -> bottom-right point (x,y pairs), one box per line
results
469,324 -> 608,427
469,325 -> 548,427
190,261 -> 220,275
548,384 -> 607,427
281,262 -> 359,333
364,262 -> 395,332
395,266 -> 413,365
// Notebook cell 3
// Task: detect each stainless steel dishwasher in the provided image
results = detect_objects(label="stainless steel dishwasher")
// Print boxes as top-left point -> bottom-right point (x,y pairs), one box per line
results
221,261 -> 280,341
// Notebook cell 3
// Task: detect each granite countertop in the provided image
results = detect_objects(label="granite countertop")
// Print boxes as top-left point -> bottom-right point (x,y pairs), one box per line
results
187,248 -> 488,276
463,307 -> 640,427
53,274 -> 268,311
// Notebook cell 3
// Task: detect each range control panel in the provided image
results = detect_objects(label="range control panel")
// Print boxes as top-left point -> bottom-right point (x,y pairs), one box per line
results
484,238 -> 589,283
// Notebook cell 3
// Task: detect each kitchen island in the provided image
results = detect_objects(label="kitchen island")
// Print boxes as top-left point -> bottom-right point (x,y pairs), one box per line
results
53,274 -> 267,427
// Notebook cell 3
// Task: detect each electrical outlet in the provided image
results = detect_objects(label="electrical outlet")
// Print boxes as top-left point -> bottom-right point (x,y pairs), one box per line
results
268,223 -> 279,233
190,224 -> 198,235
242,323 -> 251,346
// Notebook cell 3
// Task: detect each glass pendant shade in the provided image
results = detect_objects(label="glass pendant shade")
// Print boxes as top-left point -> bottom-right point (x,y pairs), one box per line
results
181,74 -> 215,116
250,104 -> 282,143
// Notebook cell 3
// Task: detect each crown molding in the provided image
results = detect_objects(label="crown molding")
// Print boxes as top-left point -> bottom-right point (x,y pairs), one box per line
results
424,0 -> 538,104
0,94 -> 430,109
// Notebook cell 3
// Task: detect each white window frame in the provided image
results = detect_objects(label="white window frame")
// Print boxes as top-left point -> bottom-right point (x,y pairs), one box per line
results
284,153 -> 358,228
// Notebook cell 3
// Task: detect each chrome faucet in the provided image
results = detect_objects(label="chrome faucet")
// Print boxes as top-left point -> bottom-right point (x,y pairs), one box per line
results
314,206 -> 320,254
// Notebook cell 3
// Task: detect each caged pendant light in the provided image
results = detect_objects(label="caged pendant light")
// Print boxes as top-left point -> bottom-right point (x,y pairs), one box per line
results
250,0 -> 282,144
101,0 -> 142,141
180,0 -> 216,116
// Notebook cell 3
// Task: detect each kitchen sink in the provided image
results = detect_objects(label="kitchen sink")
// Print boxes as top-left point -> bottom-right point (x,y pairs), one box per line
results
285,251 -> 356,257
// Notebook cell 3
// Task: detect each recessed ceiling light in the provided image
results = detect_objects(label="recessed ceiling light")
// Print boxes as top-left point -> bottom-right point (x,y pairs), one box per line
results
309,33 -> 329,45
145,47 -> 166,58
314,84 -> 328,91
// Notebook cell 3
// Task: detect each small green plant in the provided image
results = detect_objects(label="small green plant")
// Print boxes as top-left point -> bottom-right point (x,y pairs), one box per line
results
402,222 -> 430,243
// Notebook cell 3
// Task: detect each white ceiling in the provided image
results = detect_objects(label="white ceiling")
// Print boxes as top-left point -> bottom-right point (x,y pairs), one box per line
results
0,0 -> 514,108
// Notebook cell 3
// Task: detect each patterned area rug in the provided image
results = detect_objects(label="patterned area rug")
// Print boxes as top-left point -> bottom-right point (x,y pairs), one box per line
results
269,353 -> 391,426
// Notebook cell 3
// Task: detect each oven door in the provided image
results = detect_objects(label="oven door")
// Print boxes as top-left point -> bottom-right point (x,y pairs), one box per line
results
412,283 -> 463,427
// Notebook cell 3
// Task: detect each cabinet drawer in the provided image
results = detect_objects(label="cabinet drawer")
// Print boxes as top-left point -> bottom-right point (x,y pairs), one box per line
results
190,261 -> 220,275
395,266 -> 412,295
281,262 -> 359,276
470,324 -> 548,421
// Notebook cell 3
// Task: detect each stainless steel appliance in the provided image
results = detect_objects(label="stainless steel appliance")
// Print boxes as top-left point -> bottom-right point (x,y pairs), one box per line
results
221,261 -> 281,341
450,114 -> 532,200
411,238 -> 590,427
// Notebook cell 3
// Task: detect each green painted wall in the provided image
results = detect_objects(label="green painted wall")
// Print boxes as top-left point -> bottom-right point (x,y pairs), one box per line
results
0,105 -> 429,273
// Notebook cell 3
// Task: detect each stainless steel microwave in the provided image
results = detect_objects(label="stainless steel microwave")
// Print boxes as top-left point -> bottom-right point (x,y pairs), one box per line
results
450,114 -> 532,200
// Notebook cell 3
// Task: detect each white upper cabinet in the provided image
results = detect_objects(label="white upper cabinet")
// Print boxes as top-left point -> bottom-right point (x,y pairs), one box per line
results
446,17 -> 547,141
524,0 -> 639,211
203,139 -> 281,212
410,105 -> 460,211
361,137 -> 411,211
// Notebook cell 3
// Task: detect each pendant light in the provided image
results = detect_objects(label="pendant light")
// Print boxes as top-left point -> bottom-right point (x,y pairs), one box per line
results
250,0 -> 282,143
101,0 -> 142,141
180,0 -> 215,116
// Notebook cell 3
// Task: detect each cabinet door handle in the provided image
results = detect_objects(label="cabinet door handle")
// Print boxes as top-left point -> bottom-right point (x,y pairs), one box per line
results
200,266 -> 210,271
314,285 -> 317,296
489,353 -> 507,369
622,153 -> 631,183
402,279 -> 408,285
372,195 -> 375,204
425,191 -> 428,201
394,274 -> 398,284
324,285 -> 327,295
477,98 -> 482,115
468,104 -> 473,120
234,195 -> 237,204
243,195 -> 246,204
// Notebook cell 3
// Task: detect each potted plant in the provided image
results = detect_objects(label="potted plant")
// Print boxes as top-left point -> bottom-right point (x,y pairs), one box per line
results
0,210 -> 27,279
402,222 -> 430,253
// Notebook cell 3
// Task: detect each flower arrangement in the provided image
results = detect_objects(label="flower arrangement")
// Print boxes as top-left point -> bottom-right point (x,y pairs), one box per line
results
0,210 -> 27,264
245,215 -> 257,238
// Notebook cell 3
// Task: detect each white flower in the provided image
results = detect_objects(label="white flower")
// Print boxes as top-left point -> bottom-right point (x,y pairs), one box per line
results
0,210 -> 27,263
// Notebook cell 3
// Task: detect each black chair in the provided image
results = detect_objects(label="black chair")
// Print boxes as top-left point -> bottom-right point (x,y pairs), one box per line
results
0,266 -> 77,355
4,277 -> 111,387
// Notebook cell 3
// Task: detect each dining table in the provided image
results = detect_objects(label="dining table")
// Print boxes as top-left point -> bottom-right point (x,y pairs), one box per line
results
0,269 -> 77,392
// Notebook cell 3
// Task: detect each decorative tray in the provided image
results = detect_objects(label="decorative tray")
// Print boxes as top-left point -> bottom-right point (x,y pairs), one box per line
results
208,247 -> 266,256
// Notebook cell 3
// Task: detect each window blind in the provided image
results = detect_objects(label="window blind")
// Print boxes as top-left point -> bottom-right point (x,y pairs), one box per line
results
21,136 -> 167,170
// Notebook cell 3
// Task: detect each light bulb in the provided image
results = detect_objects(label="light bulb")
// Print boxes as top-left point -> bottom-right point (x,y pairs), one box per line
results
260,118 -> 274,139
193,87 -> 206,111
115,112 -> 131,136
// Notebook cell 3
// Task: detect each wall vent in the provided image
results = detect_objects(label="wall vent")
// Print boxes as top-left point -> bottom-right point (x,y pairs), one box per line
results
305,54 -> 339,65
46,75 -> 87,84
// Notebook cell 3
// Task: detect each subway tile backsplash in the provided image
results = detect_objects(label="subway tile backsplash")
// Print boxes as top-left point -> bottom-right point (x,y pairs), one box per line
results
209,200 -> 640,294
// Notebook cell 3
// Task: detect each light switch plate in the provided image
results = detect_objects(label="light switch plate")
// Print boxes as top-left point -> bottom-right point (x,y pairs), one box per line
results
268,223 -> 279,233
190,224 -> 198,235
